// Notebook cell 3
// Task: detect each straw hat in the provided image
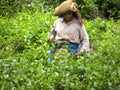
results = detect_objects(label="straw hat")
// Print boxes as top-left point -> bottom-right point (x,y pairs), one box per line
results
54,0 -> 78,16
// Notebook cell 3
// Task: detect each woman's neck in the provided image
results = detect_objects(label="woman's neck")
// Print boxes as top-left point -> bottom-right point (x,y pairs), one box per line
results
64,17 -> 73,23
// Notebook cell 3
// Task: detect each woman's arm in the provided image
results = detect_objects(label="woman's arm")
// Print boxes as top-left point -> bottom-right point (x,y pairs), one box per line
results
47,25 -> 57,43
76,24 -> 90,56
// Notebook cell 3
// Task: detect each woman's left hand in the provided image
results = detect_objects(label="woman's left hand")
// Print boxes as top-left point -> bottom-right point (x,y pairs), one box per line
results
75,50 -> 84,56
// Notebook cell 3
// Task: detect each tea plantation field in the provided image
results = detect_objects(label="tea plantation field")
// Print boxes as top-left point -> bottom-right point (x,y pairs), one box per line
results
0,12 -> 120,90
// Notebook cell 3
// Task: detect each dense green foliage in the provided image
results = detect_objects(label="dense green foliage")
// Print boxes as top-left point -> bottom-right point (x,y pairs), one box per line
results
0,12 -> 120,89
0,0 -> 120,19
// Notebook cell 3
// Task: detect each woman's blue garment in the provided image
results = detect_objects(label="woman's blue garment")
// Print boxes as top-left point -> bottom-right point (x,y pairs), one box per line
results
48,43 -> 82,62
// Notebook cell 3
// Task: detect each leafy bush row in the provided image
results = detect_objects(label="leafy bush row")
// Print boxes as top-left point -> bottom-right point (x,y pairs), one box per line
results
0,12 -> 120,90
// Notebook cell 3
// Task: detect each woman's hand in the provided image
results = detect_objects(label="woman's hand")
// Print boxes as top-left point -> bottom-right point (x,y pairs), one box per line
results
47,35 -> 54,43
47,37 -> 52,43
75,50 -> 84,56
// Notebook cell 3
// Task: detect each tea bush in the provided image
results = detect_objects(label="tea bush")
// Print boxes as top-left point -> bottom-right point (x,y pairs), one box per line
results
0,12 -> 120,90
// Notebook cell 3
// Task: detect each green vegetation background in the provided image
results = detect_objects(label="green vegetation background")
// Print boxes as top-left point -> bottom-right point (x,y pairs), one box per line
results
0,0 -> 120,90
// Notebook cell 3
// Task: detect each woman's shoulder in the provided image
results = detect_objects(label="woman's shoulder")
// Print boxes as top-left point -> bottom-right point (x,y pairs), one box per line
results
73,17 -> 81,25
73,17 -> 79,23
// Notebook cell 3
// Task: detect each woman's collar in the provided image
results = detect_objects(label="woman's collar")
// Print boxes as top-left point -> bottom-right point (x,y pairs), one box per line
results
61,17 -> 75,24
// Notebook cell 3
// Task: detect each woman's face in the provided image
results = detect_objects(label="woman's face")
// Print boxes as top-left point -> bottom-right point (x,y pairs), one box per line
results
63,11 -> 73,22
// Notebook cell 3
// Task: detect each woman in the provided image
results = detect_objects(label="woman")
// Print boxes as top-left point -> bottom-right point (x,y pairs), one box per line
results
47,0 -> 90,62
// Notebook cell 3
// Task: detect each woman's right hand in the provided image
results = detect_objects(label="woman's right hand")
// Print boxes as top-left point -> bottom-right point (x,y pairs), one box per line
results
47,35 -> 54,43
47,37 -> 52,43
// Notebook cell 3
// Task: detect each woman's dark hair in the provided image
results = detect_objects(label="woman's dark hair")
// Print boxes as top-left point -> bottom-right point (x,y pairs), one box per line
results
72,12 -> 78,18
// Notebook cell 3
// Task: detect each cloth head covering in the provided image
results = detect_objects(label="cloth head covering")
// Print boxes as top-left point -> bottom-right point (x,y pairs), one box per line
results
54,0 -> 83,25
